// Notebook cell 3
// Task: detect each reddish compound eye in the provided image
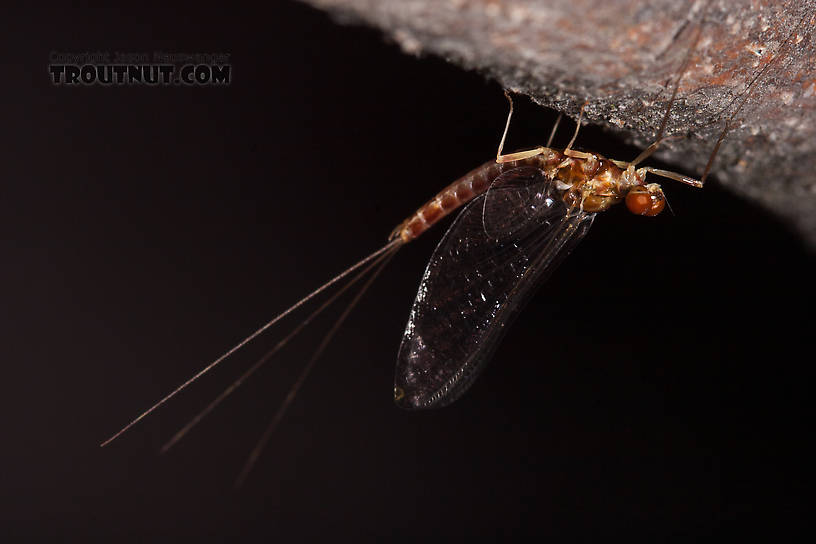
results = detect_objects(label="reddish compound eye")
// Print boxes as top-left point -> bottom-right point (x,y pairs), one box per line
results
626,186 -> 665,216
644,193 -> 666,216
625,187 -> 651,215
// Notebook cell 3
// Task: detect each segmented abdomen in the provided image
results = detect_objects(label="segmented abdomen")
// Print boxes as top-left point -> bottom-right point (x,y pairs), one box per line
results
393,159 -> 527,242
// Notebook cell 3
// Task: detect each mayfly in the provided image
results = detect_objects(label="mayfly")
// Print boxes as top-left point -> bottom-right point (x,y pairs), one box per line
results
101,2 -> 806,485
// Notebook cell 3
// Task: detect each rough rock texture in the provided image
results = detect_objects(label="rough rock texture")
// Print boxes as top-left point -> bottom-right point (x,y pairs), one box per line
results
303,0 -> 816,247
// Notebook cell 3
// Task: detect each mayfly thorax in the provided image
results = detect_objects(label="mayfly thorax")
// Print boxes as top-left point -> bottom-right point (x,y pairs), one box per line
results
100,0 -> 808,485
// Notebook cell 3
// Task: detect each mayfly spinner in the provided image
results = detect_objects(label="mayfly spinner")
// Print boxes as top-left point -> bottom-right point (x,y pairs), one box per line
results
101,1 -> 806,485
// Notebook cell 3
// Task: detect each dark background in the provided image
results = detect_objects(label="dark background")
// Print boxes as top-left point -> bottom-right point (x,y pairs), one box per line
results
3,1 -> 812,540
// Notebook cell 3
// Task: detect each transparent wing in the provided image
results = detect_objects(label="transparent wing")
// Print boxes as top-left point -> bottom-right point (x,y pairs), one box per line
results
394,166 -> 595,410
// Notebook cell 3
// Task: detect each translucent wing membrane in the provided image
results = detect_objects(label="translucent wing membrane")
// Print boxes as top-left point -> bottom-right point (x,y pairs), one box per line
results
394,167 -> 595,409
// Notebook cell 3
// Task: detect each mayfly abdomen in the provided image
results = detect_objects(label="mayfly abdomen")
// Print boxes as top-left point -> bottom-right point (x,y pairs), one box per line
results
391,156 -> 558,243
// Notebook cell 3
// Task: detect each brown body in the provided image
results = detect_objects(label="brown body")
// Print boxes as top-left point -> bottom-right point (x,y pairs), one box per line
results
391,147 -> 664,243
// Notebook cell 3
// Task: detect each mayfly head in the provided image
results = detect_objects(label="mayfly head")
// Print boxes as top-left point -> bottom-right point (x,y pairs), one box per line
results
625,183 -> 667,217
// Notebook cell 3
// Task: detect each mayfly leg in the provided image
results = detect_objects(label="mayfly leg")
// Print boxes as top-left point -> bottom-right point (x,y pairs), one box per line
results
546,113 -> 562,148
160,240 -> 401,454
100,237 -> 403,448
495,90 -> 546,163
235,243 -> 400,488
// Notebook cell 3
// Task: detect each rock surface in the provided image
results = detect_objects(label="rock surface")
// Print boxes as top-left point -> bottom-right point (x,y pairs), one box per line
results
303,0 -> 816,247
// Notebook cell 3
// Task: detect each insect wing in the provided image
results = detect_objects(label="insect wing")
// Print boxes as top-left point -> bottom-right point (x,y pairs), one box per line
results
394,167 -> 594,409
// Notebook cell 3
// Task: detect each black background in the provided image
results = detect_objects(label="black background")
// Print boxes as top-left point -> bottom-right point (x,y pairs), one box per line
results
3,1 -> 812,540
